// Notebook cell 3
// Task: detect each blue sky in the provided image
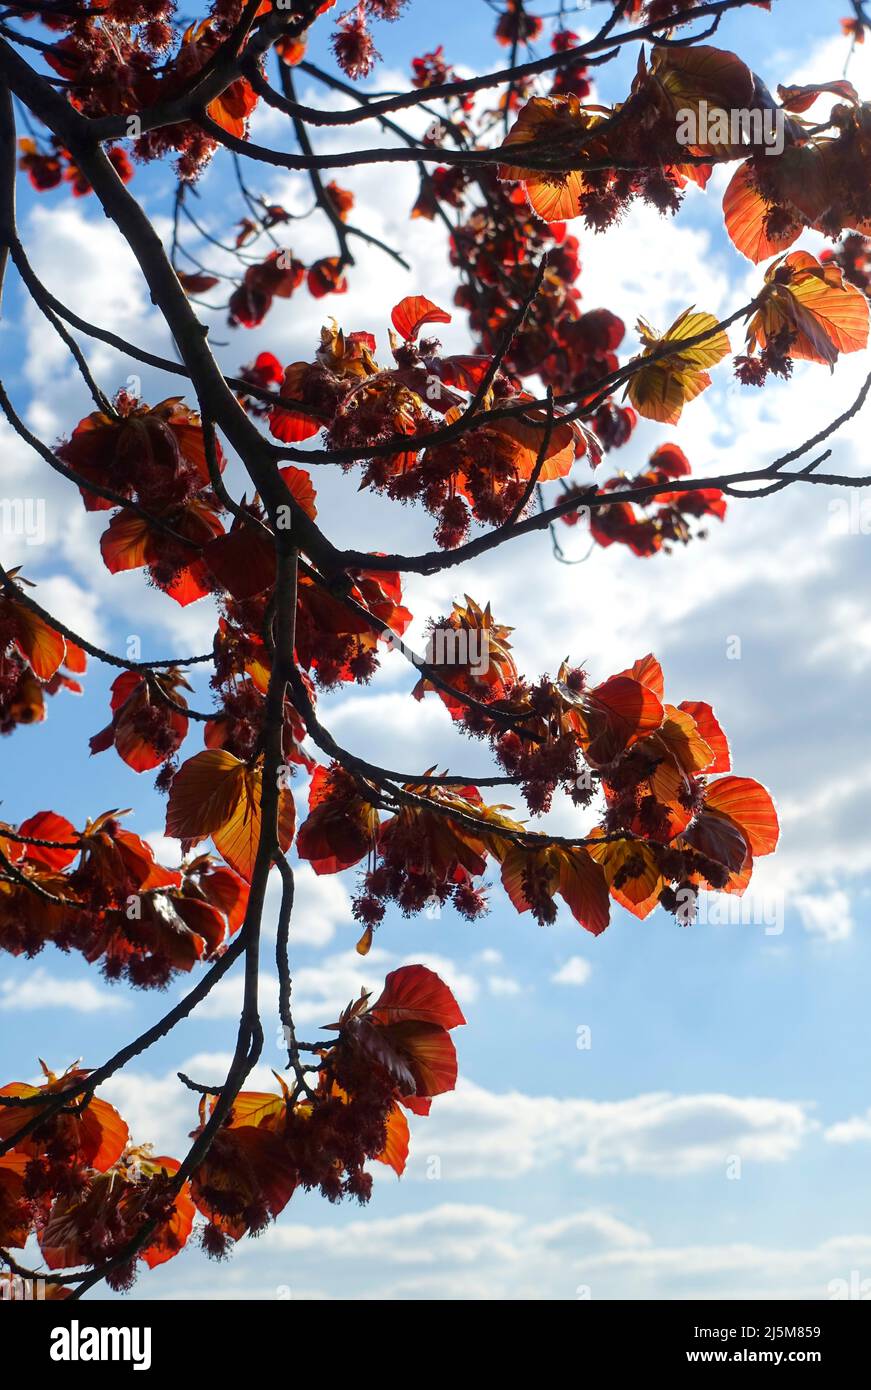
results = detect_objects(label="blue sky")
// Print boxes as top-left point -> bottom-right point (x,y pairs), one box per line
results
5,0 -> 871,1300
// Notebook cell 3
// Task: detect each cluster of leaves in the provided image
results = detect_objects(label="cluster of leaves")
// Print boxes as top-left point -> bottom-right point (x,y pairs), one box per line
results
58,389 -> 228,606
18,137 -> 133,196
722,80 -> 871,264
290,631 -> 779,948
410,29 -> 638,480
0,963 -> 462,1288
0,810 -> 248,989
0,574 -> 86,735
235,297 -> 598,548
0,1061 -> 189,1292
560,443 -> 727,557
223,245 -> 350,328
192,963 -> 461,1251
11,0 -> 409,183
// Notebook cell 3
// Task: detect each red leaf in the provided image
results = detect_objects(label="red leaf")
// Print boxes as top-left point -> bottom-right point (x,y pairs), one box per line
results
378,1021 -> 458,1097
678,700 -> 730,773
17,812 -> 78,871
369,964 -> 466,1029
391,295 -> 452,342
703,776 -> 779,856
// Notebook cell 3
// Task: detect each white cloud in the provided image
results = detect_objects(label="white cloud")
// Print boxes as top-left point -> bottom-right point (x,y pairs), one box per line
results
92,1059 -> 817,1190
551,956 -> 592,987
263,862 -> 355,946
825,1110 -> 871,1146
475,949 -> 503,966
130,1201 -> 871,1302
245,1202 -> 522,1269
487,975 -> 522,997
402,1079 -> 814,1181
795,891 -> 854,943
0,967 -> 128,1014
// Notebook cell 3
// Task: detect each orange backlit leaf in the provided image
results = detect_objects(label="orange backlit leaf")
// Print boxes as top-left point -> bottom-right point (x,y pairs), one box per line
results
747,250 -> 870,367
499,95 -> 603,222
375,1103 -> 410,1176
722,161 -> 800,264
369,964 -> 467,1029
207,76 -> 258,138
376,1021 -> 458,1097
16,811 -> 79,870
6,600 -> 66,681
391,295 -> 452,341
702,775 -> 779,856
678,700 -> 731,773
165,749 -> 295,881
615,652 -> 665,701
588,835 -> 665,919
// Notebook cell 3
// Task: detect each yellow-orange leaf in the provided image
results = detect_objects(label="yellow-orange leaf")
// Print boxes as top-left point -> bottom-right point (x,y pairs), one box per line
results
165,749 -> 296,881
747,251 -> 870,367
588,835 -> 665,919
626,308 -> 730,423
375,1103 -> 410,1176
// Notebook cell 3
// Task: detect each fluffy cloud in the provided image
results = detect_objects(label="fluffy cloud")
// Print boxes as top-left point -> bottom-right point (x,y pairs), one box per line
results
0,967 -> 129,1014
552,956 -> 593,987
405,1080 -> 815,1180
126,1201 -> 871,1302
825,1110 -> 871,1146
794,891 -> 854,943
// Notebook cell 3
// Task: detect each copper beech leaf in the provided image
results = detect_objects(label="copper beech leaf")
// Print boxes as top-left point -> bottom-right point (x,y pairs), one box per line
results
4,599 -> 66,681
627,308 -> 731,423
391,295 -> 452,341
747,251 -> 870,367
499,843 -> 610,935
375,1104 -> 411,1176
369,964 -> 467,1029
165,749 -> 296,881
